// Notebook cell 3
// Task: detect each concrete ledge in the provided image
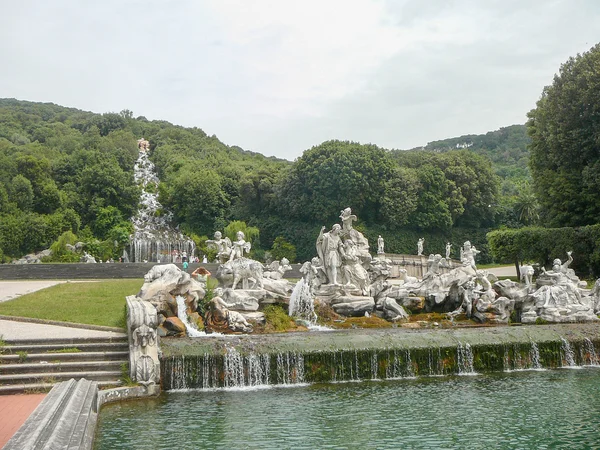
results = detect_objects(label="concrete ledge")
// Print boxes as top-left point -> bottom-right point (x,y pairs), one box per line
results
97,384 -> 161,407
4,378 -> 98,450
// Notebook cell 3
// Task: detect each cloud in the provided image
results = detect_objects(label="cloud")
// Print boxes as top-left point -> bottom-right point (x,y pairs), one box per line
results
1,0 -> 599,159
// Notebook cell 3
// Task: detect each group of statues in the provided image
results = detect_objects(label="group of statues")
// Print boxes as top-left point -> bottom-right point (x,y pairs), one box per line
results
127,205 -> 600,354
137,137 -> 150,152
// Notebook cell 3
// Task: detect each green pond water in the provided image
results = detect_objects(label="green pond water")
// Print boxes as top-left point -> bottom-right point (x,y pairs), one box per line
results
95,368 -> 600,449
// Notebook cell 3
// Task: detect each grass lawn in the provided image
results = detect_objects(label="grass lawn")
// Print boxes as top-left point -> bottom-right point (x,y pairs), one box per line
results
0,279 -> 143,328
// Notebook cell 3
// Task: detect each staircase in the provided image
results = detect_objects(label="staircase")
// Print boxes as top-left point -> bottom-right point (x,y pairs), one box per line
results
0,337 -> 129,395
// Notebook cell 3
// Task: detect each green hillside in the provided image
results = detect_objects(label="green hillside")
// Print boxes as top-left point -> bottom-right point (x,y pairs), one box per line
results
0,98 -> 530,263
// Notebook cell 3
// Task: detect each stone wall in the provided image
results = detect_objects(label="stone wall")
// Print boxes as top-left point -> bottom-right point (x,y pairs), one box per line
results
0,263 -> 303,280
159,323 -> 600,389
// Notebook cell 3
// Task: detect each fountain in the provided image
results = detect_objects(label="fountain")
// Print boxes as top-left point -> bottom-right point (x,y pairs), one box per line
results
129,141 -> 195,262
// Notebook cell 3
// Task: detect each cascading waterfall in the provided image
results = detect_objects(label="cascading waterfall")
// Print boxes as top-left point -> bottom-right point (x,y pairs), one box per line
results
457,342 -> 477,375
175,295 -> 206,337
582,338 -> 600,366
224,346 -> 246,388
560,337 -> 577,368
529,342 -> 542,370
161,338 -> 600,390
129,148 -> 195,262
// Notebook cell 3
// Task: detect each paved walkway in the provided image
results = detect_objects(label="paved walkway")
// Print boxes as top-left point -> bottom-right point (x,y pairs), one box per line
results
0,394 -> 47,448
0,319 -> 126,341
486,265 -> 517,277
0,280 -> 66,303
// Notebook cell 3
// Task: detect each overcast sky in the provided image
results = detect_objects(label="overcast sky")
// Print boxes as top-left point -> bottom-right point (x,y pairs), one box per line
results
2,0 -> 599,160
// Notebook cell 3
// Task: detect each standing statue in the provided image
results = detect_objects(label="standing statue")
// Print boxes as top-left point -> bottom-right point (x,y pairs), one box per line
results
206,231 -> 232,263
316,224 -> 344,285
339,207 -> 358,231
338,207 -> 371,264
377,235 -> 385,254
460,241 -> 480,269
445,242 -> 452,260
229,231 -> 251,261
417,238 -> 424,256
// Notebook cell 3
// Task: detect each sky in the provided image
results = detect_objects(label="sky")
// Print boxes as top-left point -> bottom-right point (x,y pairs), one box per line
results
1,0 -> 599,160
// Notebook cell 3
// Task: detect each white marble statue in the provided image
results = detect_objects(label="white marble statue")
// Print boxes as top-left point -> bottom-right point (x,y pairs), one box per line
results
519,264 -> 535,289
377,235 -> 385,254
264,258 -> 292,280
206,231 -> 232,264
316,224 -> 344,285
342,240 -> 370,295
417,238 -> 424,256
229,231 -> 251,261
445,242 -> 452,260
460,241 -> 480,269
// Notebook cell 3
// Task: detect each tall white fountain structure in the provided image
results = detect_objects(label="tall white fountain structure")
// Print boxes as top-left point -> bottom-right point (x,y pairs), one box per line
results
129,140 -> 195,263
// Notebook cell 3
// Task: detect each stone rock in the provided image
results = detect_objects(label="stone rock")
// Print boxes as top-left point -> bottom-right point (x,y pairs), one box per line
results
401,297 -> 425,312
262,278 -> 293,297
332,298 -> 375,317
381,297 -> 409,321
163,317 -> 186,335
241,311 -> 266,325
220,288 -> 260,311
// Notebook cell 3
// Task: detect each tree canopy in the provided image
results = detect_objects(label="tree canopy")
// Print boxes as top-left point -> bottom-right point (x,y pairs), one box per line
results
0,98 -> 512,263
527,43 -> 600,227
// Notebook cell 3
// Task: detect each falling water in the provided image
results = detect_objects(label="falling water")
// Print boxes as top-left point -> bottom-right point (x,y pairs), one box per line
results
289,278 -> 317,324
560,337 -> 577,367
371,352 -> 379,380
582,338 -> 599,366
276,352 -> 305,384
457,342 -> 477,375
405,350 -> 415,378
175,295 -> 206,337
129,147 -> 195,262
529,342 -> 542,370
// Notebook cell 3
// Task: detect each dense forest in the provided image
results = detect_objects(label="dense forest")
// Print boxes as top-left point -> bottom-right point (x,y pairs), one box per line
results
0,98 -> 532,264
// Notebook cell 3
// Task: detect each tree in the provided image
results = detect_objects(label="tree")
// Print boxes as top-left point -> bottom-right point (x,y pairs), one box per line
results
278,140 -> 395,224
9,175 -> 34,211
527,43 -> 600,227
163,166 -> 230,235
270,236 -> 297,262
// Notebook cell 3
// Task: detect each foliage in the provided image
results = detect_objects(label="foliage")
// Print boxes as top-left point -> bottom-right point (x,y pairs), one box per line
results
197,276 -> 219,320
487,224 -> 600,276
263,304 -> 295,332
527,43 -> 600,227
0,98 -> 529,264
270,236 -> 297,262
46,230 -> 80,262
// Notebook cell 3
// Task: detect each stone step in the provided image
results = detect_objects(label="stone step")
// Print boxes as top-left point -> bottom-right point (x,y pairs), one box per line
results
4,341 -> 129,353
0,380 -> 122,395
4,336 -> 127,346
0,351 -> 129,364
0,360 -> 126,375
0,370 -> 123,385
